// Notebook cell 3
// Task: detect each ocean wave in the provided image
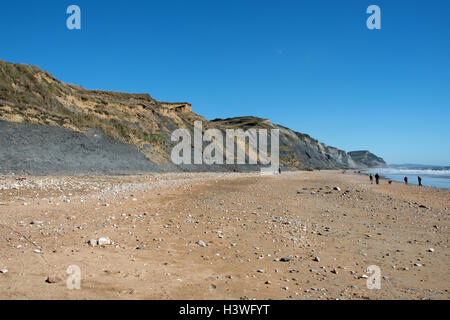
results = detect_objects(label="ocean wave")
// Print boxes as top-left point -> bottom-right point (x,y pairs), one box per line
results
364,168 -> 450,177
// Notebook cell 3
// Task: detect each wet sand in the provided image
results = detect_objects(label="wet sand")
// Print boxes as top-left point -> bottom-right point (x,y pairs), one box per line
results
0,171 -> 448,300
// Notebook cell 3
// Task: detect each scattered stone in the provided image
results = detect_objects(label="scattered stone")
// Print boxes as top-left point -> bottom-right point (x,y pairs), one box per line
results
334,187 -> 341,191
428,248 -> 435,253
46,276 -> 62,284
196,240 -> 207,247
98,237 -> 112,246
257,270 -> 265,273
313,257 -> 320,262
280,257 -> 291,262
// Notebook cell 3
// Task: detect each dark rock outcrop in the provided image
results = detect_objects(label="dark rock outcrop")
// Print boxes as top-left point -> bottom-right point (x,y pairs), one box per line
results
0,120 -> 161,175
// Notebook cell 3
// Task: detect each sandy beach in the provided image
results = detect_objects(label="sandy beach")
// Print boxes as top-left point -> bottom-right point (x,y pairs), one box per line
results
0,170 -> 448,300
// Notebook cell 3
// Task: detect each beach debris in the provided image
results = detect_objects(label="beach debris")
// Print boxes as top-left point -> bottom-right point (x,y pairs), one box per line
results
136,245 -> 146,250
30,220 -> 43,225
313,257 -> 320,262
428,248 -> 435,253
334,187 -> 341,191
280,257 -> 291,262
33,249 -> 41,254
0,268 -> 8,274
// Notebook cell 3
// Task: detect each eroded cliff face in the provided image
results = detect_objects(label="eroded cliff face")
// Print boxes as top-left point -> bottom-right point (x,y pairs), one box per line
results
0,60 -> 205,167
348,151 -> 387,168
159,102 -> 192,113
0,60 -> 385,174
211,117 -> 359,170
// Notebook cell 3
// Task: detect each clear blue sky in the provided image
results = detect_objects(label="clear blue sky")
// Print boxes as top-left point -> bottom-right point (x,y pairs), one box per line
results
1,0 -> 449,165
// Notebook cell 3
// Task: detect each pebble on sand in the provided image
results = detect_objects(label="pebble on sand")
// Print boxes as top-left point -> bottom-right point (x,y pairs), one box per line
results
88,239 -> 98,247
98,237 -> 112,246
46,276 -> 62,284
196,240 -> 207,247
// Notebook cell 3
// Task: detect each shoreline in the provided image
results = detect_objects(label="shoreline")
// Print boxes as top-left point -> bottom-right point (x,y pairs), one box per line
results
359,169 -> 450,190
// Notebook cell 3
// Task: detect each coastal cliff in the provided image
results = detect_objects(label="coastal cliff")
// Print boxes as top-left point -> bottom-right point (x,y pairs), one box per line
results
0,60 -> 385,174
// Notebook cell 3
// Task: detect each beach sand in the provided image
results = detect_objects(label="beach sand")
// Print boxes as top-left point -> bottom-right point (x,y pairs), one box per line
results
0,170 -> 448,300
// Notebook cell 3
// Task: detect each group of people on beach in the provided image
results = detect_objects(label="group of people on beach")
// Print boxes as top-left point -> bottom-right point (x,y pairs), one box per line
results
369,173 -> 381,185
369,174 -> 423,186
403,176 -> 423,186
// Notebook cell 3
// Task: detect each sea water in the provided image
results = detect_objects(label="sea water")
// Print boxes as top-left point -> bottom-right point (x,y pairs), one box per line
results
363,168 -> 450,190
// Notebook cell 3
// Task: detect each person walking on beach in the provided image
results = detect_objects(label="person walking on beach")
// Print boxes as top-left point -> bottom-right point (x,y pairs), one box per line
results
418,176 -> 422,186
404,177 -> 408,185
375,173 -> 380,185
369,174 -> 374,184
278,167 -> 282,175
